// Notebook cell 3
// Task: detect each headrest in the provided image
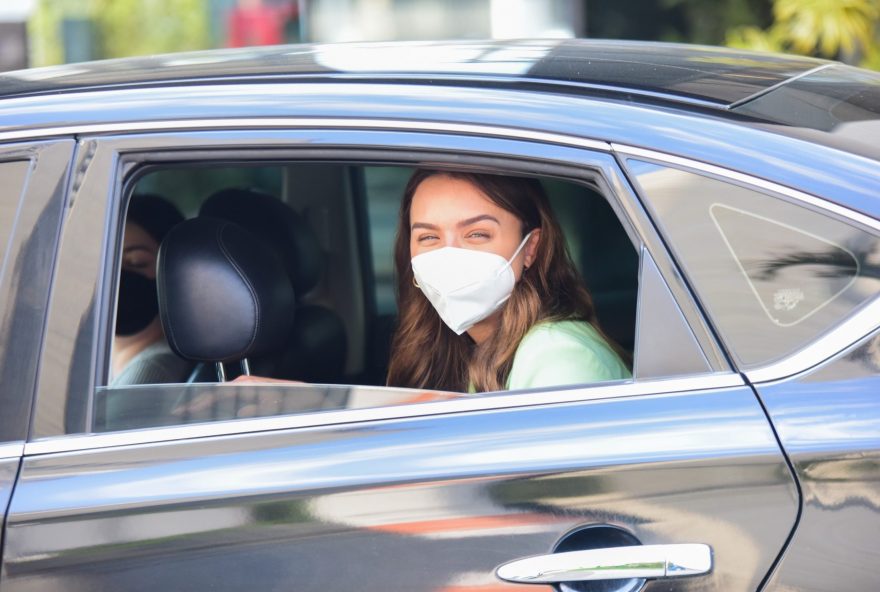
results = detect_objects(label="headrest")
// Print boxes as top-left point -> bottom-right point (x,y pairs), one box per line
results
157,217 -> 295,363
200,188 -> 323,295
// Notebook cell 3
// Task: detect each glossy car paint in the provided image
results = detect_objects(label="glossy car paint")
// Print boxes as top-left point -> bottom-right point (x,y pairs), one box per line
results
0,455 -> 19,568
0,140 -> 72,444
6,387 -> 796,592
757,331 -> 880,592
0,40 -> 825,105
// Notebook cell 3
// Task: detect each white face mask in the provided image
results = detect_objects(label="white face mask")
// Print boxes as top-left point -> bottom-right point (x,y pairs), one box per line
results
411,232 -> 533,335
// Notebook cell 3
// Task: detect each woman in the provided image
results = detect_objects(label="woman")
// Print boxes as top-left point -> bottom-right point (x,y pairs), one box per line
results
386,169 -> 630,393
112,193 -> 192,385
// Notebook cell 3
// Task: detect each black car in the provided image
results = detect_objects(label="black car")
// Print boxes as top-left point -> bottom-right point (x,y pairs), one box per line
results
0,39 -> 878,592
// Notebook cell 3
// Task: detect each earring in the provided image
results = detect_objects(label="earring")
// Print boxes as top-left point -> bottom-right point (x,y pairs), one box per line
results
413,276 -> 421,289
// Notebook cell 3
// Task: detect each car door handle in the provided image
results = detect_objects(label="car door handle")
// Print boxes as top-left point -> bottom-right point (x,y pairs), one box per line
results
495,543 -> 712,584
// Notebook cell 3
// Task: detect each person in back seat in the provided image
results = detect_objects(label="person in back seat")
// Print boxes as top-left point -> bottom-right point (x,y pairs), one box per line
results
112,194 -> 192,385
386,170 -> 631,393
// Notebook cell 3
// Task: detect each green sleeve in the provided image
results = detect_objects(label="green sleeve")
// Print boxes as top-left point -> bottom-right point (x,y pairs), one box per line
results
507,322 -> 631,390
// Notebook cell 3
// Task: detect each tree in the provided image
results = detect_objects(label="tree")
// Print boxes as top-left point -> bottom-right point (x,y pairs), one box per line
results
727,0 -> 880,68
29,0 -> 211,67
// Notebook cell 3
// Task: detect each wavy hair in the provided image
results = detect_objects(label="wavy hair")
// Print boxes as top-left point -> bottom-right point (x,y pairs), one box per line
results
386,170 -> 621,392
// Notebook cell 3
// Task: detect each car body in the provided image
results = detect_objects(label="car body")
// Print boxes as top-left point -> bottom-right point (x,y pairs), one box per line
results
0,39 -> 878,592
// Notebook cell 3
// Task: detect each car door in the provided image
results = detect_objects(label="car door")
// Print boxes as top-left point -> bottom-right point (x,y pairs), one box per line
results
2,126 -> 797,592
756,331 -> 880,592
0,139 -> 73,560
624,153 -> 880,592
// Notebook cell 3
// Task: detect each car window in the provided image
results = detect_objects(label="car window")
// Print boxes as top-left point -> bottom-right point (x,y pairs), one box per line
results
629,159 -> 880,369
93,160 -> 691,434
0,159 -> 30,272
364,166 -> 412,316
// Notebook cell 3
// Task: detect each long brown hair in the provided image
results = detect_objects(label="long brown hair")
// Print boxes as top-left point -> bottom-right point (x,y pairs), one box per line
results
386,169 -> 618,392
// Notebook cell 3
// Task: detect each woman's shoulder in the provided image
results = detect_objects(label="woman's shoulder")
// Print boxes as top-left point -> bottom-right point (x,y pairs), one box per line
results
516,319 -> 608,352
507,319 -> 631,390
112,341 -> 192,386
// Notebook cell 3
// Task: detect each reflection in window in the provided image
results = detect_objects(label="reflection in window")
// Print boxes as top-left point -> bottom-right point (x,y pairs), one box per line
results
709,203 -> 859,327
0,160 -> 30,268
630,159 -> 880,368
93,384 -> 464,432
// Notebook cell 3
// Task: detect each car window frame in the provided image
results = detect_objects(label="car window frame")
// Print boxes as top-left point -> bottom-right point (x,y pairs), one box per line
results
0,140 -> 74,447
29,125 -> 730,443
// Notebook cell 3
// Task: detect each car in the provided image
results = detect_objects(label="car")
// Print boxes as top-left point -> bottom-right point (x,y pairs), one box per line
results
0,39 -> 878,592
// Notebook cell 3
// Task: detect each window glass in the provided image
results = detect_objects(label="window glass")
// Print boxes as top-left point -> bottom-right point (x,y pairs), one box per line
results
97,162 -> 642,434
363,166 -> 412,315
630,159 -> 880,368
0,160 -> 30,271
135,165 -> 283,215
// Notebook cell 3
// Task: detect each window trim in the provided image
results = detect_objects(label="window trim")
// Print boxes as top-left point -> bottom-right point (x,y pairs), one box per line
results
0,442 -> 24,460
0,118 -> 610,150
26,372 -> 744,456
614,144 -> 880,234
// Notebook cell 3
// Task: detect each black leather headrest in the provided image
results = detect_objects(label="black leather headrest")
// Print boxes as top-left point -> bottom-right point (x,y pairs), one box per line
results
200,188 -> 323,295
157,217 -> 295,363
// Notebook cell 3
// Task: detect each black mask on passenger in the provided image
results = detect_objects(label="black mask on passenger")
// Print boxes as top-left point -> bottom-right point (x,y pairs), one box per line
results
115,270 -> 159,336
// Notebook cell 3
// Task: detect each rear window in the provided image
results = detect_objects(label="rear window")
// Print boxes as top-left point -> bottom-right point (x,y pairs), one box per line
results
629,159 -> 880,368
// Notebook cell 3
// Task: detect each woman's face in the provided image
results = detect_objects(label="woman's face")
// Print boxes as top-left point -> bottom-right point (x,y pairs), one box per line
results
409,175 -> 538,275
122,222 -> 159,280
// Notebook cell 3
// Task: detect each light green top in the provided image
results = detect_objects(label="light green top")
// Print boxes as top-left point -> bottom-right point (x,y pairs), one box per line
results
505,320 -> 631,390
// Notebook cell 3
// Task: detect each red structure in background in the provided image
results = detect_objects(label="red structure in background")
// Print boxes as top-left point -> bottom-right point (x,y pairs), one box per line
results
227,0 -> 298,47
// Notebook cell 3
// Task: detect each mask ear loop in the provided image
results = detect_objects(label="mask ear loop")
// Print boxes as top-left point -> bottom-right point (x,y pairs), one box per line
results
413,275 -> 421,289
507,230 -> 534,271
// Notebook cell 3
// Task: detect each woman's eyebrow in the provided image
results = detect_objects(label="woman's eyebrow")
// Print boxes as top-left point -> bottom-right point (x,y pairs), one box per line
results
457,214 -> 499,228
411,215 -> 500,231
123,245 -> 155,254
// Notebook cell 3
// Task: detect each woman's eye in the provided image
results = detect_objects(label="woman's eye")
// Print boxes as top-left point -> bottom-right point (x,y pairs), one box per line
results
416,234 -> 439,243
466,231 -> 491,240
123,254 -> 154,269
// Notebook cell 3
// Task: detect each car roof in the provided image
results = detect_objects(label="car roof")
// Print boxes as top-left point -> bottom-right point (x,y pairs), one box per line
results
0,39 -> 828,108
1,39 -> 877,219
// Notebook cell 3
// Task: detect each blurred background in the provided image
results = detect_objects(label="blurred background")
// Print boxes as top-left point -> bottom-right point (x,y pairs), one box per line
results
1,0 -> 878,72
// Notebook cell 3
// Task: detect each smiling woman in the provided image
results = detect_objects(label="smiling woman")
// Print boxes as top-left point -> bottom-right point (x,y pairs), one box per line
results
388,169 -> 631,393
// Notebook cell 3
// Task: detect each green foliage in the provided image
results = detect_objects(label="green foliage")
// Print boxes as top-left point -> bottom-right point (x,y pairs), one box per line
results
29,0 -> 211,67
725,24 -> 785,52
727,0 -> 880,68
28,1 -> 70,67
662,0 -> 773,45
865,42 -> 880,69
775,0 -> 878,57
95,0 -> 210,59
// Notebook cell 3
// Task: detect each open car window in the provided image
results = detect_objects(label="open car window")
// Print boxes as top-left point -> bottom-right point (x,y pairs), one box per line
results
94,159 -> 708,433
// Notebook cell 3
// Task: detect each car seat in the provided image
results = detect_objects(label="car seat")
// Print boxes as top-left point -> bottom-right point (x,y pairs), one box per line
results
157,216 -> 295,378
196,188 -> 347,383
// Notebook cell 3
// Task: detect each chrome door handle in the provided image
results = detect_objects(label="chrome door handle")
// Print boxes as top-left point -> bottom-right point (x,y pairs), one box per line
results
495,543 -> 712,584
